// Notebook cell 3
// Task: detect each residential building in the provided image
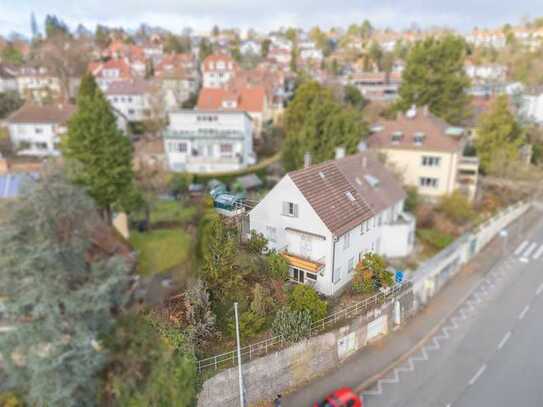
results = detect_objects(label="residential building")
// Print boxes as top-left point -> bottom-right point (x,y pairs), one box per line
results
349,71 -> 402,101
197,85 -> 270,136
240,40 -> 261,55
465,29 -> 506,48
155,54 -> 200,109
465,62 -> 507,84
88,59 -> 133,91
16,66 -> 61,102
521,92 -> 543,124
163,110 -> 255,173
105,79 -> 154,122
7,103 -> 75,157
368,107 -> 479,201
0,64 -> 18,93
201,54 -> 239,88
249,151 -> 414,296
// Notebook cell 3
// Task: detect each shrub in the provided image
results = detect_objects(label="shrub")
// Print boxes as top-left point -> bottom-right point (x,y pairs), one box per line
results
417,228 -> 454,250
247,230 -> 268,255
271,307 -> 312,343
184,279 -> 216,346
438,191 -> 476,225
405,186 -> 419,213
250,283 -> 273,317
288,285 -> 327,321
168,173 -> 193,199
352,253 -> 392,294
266,250 -> 289,280
0,392 -> 24,407
228,310 -> 266,338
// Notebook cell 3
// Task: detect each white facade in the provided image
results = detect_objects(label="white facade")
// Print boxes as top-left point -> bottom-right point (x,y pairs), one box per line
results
163,110 -> 255,173
465,64 -> 506,83
107,92 -> 151,122
521,94 -> 543,124
17,75 -> 61,101
202,57 -> 237,88
249,176 -> 414,296
240,41 -> 261,55
9,122 -> 65,157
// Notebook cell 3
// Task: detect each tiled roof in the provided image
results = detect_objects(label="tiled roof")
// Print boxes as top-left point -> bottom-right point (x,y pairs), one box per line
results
7,104 -> 75,124
105,78 -> 154,95
368,111 -> 463,153
201,54 -> 238,72
288,151 -> 405,237
197,86 -> 266,113
88,59 -> 133,79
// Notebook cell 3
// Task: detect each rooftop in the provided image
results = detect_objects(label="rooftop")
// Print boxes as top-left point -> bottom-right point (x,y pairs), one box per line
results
7,103 -> 75,125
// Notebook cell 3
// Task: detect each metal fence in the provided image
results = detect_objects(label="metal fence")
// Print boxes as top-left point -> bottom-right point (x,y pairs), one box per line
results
197,282 -> 406,373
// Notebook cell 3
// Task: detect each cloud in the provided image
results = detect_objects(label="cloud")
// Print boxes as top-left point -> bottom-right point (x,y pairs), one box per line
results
1,0 -> 541,37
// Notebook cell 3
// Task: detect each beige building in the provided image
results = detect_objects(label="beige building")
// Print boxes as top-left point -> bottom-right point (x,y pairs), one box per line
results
368,108 -> 479,201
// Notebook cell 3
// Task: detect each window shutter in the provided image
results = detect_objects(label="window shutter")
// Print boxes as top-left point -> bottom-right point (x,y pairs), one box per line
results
293,204 -> 299,217
282,201 -> 288,216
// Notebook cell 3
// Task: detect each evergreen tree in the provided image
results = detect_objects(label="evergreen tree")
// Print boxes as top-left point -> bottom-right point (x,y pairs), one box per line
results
63,74 -> 138,222
30,12 -> 39,39
0,168 -> 131,407
474,95 -> 525,174
396,35 -> 472,125
44,14 -> 70,38
282,81 -> 367,170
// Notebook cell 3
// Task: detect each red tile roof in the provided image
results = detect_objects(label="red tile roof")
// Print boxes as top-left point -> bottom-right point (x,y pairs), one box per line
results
7,103 -> 75,124
88,59 -> 133,80
288,152 -> 405,237
197,86 -> 266,113
201,54 -> 239,73
368,110 -> 463,153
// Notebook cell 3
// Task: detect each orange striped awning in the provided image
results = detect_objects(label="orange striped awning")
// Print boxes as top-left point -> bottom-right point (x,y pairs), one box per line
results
281,252 -> 324,273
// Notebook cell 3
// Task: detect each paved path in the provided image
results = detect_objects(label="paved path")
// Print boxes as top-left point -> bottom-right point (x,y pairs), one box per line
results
283,208 -> 542,407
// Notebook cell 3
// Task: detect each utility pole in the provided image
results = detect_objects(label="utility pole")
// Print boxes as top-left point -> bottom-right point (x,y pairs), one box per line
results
234,302 -> 245,407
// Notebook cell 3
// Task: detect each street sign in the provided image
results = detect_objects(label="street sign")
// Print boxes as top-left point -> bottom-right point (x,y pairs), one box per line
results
395,271 -> 404,284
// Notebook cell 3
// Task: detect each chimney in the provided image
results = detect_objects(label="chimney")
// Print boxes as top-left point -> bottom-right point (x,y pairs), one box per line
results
304,151 -> 312,169
335,146 -> 346,160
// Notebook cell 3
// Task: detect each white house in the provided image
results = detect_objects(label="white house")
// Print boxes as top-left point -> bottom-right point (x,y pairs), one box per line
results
163,110 -> 255,173
201,54 -> 239,88
7,104 -> 75,157
465,63 -> 507,83
0,64 -> 18,93
16,67 -> 61,102
521,93 -> 543,124
249,151 -> 415,296
105,79 -> 153,123
240,40 -> 261,55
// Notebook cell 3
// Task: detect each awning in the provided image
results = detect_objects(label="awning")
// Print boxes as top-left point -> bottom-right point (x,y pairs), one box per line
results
281,252 -> 324,273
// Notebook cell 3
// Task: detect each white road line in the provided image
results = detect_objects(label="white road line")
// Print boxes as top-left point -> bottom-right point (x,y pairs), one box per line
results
536,283 -> 543,296
519,305 -> 530,320
520,257 -> 529,263
524,242 -> 538,258
497,331 -> 512,350
469,364 -> 487,386
515,240 -> 529,256
533,244 -> 543,260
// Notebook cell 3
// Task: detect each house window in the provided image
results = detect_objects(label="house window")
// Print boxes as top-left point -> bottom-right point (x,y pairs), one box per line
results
176,143 -> 187,153
413,132 -> 426,145
220,144 -> 233,155
419,177 -> 439,188
378,214 -> 383,226
282,201 -> 298,217
306,271 -> 317,281
35,142 -> 47,150
421,156 -> 441,167
290,267 -> 316,283
361,222 -> 365,235
128,109 -> 135,115
266,226 -> 277,242
34,127 -> 43,134
348,257 -> 354,274
391,131 -> 403,143
366,220 -> 370,232
343,232 -> 350,250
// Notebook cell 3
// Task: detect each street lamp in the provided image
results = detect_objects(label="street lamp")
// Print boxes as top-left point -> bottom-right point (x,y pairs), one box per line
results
234,302 -> 245,407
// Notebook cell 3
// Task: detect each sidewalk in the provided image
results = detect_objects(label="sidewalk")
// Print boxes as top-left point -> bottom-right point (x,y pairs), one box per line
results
282,208 -> 541,407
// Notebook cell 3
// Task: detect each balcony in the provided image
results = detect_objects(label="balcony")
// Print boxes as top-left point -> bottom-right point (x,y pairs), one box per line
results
279,247 -> 325,274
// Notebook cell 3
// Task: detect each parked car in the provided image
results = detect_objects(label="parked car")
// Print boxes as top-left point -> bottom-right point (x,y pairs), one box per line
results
313,387 -> 363,407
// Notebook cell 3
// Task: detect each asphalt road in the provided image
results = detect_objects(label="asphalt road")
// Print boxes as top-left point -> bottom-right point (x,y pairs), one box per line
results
363,220 -> 543,407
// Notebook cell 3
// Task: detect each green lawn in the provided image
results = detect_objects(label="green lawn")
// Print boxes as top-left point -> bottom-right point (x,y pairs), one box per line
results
416,228 -> 455,257
130,228 -> 192,276
149,201 -> 197,225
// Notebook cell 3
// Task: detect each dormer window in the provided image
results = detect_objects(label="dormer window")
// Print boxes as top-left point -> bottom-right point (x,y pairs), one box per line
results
391,131 -> 403,143
413,132 -> 426,145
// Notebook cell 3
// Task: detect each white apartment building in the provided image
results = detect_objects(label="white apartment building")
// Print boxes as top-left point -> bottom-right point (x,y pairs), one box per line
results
521,93 -> 543,124
16,67 -> 61,102
0,64 -> 18,93
7,104 -> 75,157
163,110 -> 255,173
105,79 -> 153,123
201,54 -> 239,88
249,151 -> 415,296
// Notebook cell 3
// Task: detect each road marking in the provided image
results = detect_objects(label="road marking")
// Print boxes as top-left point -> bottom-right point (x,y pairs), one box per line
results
524,242 -> 538,258
515,240 -> 529,255
519,305 -> 530,320
520,257 -> 529,263
534,244 -> 543,260
536,283 -> 543,296
469,364 -> 487,386
497,331 -> 512,350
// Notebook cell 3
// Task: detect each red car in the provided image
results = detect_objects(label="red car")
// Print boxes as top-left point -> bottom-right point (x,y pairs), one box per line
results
314,387 -> 363,407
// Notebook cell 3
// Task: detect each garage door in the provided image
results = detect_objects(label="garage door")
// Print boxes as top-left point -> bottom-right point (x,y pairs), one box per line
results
366,315 -> 387,341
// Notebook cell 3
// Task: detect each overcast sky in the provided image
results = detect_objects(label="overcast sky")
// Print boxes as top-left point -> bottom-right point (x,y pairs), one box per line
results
1,0 -> 542,37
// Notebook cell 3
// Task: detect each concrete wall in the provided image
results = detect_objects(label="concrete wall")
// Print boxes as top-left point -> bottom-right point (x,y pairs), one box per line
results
199,201 -> 530,406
